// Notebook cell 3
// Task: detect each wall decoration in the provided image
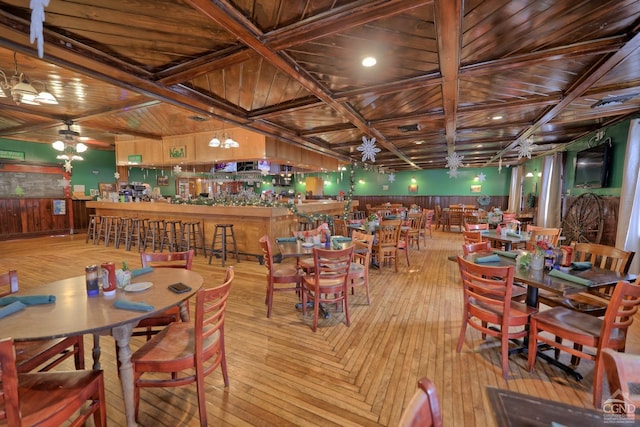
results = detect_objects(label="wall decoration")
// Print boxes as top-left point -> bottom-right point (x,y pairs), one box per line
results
357,136 -> 380,162
157,175 -> 169,186
169,146 -> 186,159
53,199 -> 66,215
470,184 -> 482,193
408,184 -> 418,193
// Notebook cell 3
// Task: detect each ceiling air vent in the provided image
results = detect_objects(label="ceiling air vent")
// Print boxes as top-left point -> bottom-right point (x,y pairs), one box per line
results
188,115 -> 209,122
397,124 -> 421,132
591,93 -> 638,109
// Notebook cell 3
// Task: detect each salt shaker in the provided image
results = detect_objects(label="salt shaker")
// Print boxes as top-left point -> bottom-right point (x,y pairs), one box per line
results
85,265 -> 99,296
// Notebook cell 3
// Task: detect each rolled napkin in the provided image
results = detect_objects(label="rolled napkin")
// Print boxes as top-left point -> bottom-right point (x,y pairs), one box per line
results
571,261 -> 592,270
548,269 -> 593,286
506,231 -> 521,238
492,250 -> 518,259
131,266 -> 154,278
0,295 -> 56,307
276,237 -> 297,243
113,300 -> 154,312
333,237 -> 352,243
480,230 -> 491,235
0,301 -> 26,319
475,254 -> 501,263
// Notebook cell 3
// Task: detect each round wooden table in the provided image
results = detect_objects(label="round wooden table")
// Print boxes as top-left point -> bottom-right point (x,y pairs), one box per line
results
0,268 -> 203,427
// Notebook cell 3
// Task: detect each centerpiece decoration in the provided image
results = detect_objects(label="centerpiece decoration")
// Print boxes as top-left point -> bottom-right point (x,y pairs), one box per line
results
531,240 -> 553,270
364,213 -> 380,232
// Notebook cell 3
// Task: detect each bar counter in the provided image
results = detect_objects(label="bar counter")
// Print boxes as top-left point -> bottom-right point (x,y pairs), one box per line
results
86,200 -> 356,261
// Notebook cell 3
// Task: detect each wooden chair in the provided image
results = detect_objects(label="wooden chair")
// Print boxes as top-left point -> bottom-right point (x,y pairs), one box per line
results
371,219 -> 402,272
501,212 -> 517,225
602,348 -> 640,415
456,256 -> 536,379
461,241 -> 491,256
435,205 -> 447,230
333,218 -> 349,237
405,213 -> 423,250
419,209 -> 434,245
0,337 -> 106,426
259,235 -> 302,318
132,266 -> 234,426
463,230 -> 483,245
0,270 -> 85,374
301,246 -> 354,332
539,243 -> 634,317
398,377 -> 443,427
135,250 -> 195,339
448,208 -> 464,232
348,231 -> 374,304
525,227 -> 561,251
465,223 -> 489,231
527,280 -> 640,407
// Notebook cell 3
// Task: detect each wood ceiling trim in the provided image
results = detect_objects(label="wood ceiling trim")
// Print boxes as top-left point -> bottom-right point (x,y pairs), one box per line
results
434,0 -> 462,154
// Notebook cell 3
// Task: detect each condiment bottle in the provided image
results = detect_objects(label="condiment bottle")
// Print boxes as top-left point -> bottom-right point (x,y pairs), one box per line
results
100,262 -> 117,296
85,265 -> 99,296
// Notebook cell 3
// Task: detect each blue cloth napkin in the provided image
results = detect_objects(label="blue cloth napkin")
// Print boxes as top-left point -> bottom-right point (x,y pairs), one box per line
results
549,269 -> 593,286
0,301 -> 26,319
506,231 -> 521,238
480,230 -> 491,235
276,237 -> 297,242
131,266 -> 154,278
571,261 -> 592,270
113,300 -> 154,312
492,250 -> 518,259
475,254 -> 501,263
333,237 -> 352,243
0,295 -> 56,307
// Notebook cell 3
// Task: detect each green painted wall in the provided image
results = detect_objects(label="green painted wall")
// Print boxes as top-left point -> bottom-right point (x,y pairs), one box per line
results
0,138 -> 116,195
1,117 -> 632,199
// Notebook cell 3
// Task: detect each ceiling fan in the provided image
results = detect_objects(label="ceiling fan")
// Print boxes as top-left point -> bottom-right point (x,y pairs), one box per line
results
52,120 -> 87,160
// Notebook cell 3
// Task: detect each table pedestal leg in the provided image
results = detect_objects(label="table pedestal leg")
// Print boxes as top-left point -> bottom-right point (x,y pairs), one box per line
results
92,333 -> 101,370
113,323 -> 137,427
179,301 -> 190,322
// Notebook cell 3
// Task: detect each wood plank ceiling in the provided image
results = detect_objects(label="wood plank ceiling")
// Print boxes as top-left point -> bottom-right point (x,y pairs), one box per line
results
0,0 -> 639,171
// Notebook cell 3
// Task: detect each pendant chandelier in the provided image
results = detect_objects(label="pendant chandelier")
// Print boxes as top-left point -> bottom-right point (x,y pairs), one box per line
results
0,53 -> 58,106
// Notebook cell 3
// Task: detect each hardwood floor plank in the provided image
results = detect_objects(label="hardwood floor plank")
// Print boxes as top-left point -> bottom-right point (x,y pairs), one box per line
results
1,231 -> 637,426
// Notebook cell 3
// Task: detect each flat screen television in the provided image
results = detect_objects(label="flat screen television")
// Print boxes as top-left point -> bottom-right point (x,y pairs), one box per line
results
574,142 -> 613,188
214,162 -> 237,173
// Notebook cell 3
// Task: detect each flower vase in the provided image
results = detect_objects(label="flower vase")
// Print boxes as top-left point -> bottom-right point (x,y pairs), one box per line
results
531,253 -> 545,270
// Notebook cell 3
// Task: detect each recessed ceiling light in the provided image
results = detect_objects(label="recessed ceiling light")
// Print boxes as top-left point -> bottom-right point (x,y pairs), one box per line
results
362,56 -> 377,67
414,140 -> 424,145
476,144 -> 483,148
491,115 -> 503,120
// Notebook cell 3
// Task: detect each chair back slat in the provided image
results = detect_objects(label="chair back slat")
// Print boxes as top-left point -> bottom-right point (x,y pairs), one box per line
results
0,270 -> 19,297
573,243 -> 634,274
195,267 -> 233,354
601,281 -> 640,350
0,338 -> 21,425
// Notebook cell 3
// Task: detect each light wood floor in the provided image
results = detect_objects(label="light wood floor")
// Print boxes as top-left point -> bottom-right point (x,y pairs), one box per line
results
1,230 -> 637,426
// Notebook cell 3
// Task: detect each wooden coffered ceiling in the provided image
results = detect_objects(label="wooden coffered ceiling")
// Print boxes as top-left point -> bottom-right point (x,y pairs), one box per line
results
0,0 -> 639,171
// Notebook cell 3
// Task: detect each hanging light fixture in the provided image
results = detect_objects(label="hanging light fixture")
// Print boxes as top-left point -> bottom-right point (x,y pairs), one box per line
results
0,53 -> 58,106
208,123 -> 239,148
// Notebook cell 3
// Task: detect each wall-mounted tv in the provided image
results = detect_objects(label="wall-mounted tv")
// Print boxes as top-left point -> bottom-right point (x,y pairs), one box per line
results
574,141 -> 613,188
257,160 -> 271,172
214,162 -> 237,173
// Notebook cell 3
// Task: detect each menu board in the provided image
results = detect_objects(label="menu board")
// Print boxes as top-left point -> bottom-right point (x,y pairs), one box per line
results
0,172 -> 65,198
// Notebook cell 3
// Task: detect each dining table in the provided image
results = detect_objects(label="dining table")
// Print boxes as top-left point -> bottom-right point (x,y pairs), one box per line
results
0,268 -> 203,427
453,251 -> 636,379
481,229 -> 528,251
487,387 -> 606,426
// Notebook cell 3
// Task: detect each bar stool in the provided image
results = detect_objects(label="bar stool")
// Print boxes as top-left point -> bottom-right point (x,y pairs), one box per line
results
115,217 -> 131,249
208,224 -> 239,267
181,221 -> 206,256
160,219 -> 182,252
98,216 -> 119,247
86,214 -> 100,244
143,220 -> 164,252
127,217 -> 144,251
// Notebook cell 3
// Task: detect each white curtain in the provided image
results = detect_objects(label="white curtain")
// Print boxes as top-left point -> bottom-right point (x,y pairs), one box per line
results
616,119 -> 640,274
536,154 -> 563,228
508,166 -> 523,213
